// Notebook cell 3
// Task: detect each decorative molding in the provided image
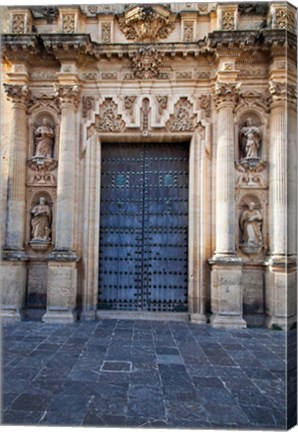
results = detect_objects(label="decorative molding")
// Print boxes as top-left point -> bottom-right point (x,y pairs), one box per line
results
222,11 -> 236,30
183,21 -> 194,42
118,5 -> 176,42
214,82 -> 241,109
176,71 -> 192,80
235,160 -> 267,189
124,96 -> 137,117
102,72 -> 117,80
238,68 -> 267,79
166,97 -> 197,132
82,95 -> 95,118
274,8 -> 296,33
27,169 -> 57,187
90,98 -> 126,134
12,14 -> 26,34
62,14 -> 75,33
81,72 -> 98,81
198,95 -> 211,118
31,6 -> 59,21
131,47 -> 162,79
196,71 -> 211,80
28,93 -> 61,115
30,70 -> 58,81
101,23 -> 112,43
87,5 -> 98,15
156,96 -> 168,115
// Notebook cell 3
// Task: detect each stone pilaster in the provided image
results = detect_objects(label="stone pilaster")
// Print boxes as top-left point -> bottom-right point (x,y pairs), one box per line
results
43,84 -> 80,323
265,81 -> 297,329
209,82 -> 246,329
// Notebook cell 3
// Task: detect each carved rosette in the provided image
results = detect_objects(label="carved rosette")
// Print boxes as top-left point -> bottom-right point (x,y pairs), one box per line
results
91,98 -> 126,133
4,84 -> 30,106
118,5 -> 176,42
166,98 -> 197,132
269,81 -> 297,107
55,85 -> 80,108
214,82 -> 241,110
131,47 -> 162,80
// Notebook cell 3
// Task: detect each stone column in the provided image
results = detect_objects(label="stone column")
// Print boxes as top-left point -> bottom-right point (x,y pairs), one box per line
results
43,85 -> 80,323
1,85 -> 29,320
265,81 -> 297,329
55,84 -> 80,251
209,82 -> 246,329
3,84 -> 29,250
80,134 -> 101,320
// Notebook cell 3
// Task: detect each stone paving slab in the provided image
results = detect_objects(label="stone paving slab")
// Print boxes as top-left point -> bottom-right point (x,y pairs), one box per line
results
1,319 -> 291,429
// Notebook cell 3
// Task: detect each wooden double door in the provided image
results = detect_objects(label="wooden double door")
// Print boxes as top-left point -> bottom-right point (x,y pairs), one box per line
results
98,142 -> 189,312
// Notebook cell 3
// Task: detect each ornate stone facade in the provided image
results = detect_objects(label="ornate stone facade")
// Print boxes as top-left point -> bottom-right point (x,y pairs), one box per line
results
1,3 -> 296,329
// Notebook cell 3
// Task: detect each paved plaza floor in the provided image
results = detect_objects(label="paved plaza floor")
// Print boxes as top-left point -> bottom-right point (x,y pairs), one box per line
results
1,319 -> 289,429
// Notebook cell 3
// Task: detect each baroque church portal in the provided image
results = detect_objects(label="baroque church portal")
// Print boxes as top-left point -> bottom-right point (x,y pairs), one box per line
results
0,2 -> 297,329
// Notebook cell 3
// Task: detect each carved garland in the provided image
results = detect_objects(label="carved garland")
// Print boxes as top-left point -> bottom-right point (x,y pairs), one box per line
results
131,47 -> 162,79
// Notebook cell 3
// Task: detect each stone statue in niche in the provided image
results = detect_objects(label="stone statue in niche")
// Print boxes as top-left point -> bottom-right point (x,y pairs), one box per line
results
240,202 -> 263,247
34,117 -> 54,158
31,197 -> 51,241
240,117 -> 262,159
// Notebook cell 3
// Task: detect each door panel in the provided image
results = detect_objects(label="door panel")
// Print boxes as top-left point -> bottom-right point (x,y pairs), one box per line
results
98,142 -> 189,312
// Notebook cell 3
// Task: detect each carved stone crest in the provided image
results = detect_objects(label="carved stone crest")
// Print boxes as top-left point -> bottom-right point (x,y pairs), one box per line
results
166,98 -> 197,132
118,5 -> 176,42
131,47 -> 162,79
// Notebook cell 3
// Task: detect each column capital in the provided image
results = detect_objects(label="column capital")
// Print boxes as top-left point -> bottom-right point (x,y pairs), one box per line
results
269,80 -> 297,109
214,81 -> 241,110
3,83 -> 30,106
54,84 -> 81,108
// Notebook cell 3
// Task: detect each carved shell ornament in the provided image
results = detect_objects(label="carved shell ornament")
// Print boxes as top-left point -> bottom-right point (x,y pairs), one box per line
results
118,5 -> 176,42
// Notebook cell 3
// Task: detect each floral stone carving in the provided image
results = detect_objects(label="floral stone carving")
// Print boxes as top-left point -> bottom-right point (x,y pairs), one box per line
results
93,98 -> 126,133
131,47 -> 162,80
166,98 -> 197,132
118,5 -> 176,42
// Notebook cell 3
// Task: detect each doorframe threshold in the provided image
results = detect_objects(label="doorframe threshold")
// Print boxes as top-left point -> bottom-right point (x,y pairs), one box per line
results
96,310 -> 190,322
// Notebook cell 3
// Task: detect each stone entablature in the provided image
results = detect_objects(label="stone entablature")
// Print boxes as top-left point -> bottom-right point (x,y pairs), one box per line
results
1,3 -> 297,329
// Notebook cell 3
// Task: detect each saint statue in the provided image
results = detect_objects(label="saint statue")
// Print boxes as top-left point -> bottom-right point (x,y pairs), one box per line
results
240,202 -> 263,246
31,197 -> 51,241
240,118 -> 262,159
34,118 -> 54,158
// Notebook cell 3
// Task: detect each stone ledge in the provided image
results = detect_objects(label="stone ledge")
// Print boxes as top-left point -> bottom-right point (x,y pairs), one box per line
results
48,250 -> 80,262
208,254 -> 243,266
2,249 -> 29,261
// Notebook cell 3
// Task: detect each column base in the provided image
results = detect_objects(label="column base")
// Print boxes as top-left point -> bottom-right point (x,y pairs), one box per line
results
0,307 -> 24,321
210,314 -> 247,329
42,309 -> 77,324
80,309 -> 97,321
190,313 -> 207,324
265,315 -> 296,331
